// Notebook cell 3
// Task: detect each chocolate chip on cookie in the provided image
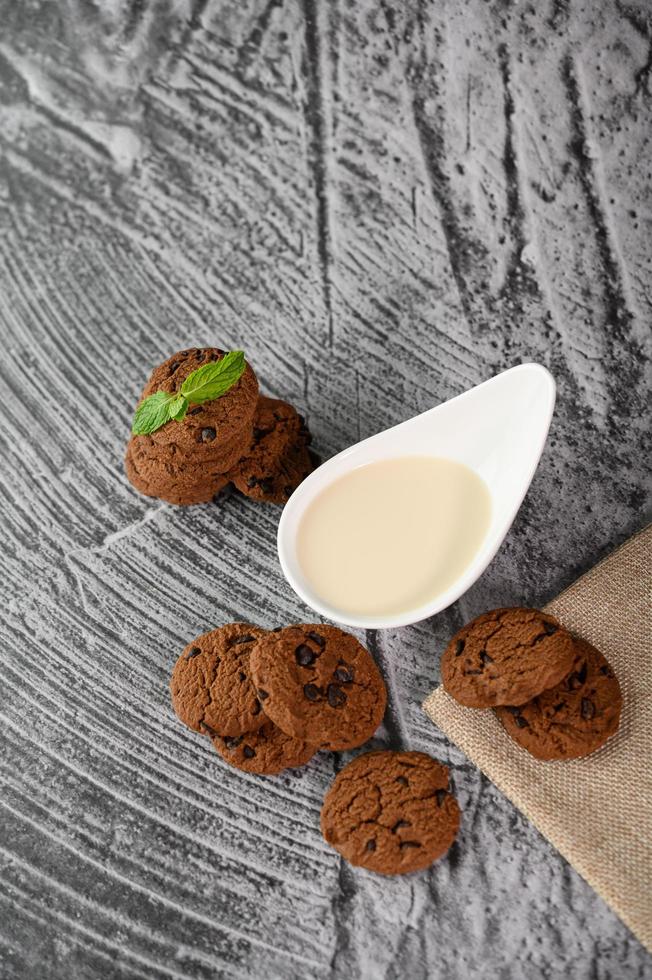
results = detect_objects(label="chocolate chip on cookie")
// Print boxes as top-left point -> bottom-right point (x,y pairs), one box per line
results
170,623 -> 268,737
249,625 -> 387,750
320,750 -> 460,874
494,637 -> 622,760
228,396 -> 316,504
211,721 -> 316,775
441,608 -> 576,708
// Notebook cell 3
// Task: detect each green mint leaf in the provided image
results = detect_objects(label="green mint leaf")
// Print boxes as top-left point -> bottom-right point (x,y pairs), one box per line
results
130,351 -> 245,435
168,394 -> 188,421
180,350 -> 245,404
132,390 -> 176,435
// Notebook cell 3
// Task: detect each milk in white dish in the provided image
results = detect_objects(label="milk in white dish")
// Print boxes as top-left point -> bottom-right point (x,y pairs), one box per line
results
296,456 -> 491,618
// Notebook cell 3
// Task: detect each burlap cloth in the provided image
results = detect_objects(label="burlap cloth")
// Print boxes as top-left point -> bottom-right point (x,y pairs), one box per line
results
423,525 -> 652,951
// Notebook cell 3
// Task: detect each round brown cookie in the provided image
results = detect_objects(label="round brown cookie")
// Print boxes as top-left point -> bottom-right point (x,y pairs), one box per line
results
132,348 -> 258,465
125,439 -> 231,505
236,441 -> 315,504
211,721 -> 316,775
441,608 -> 575,708
249,625 -> 387,750
170,624 -> 268,737
320,750 -> 460,875
229,396 -> 315,503
494,637 -> 622,760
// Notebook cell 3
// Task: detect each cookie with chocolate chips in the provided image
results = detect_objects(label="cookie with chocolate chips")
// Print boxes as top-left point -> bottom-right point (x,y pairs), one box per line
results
170,623 -> 268,737
228,396 -> 316,504
494,637 -> 622,760
138,348 -> 259,462
249,625 -> 387,750
126,348 -> 259,504
320,750 -> 460,875
441,608 -> 576,708
211,721 -> 316,775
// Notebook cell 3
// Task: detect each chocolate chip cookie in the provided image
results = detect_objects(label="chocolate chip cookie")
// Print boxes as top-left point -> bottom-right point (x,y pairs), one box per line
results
249,625 -> 387,750
211,721 -> 316,775
126,348 -> 258,504
170,623 -> 268,737
139,348 -> 259,463
494,637 -> 622,760
321,750 -> 460,875
229,396 -> 315,503
441,608 -> 576,708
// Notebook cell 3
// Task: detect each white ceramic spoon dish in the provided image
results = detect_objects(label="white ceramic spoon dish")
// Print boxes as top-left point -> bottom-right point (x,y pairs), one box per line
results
277,363 -> 556,629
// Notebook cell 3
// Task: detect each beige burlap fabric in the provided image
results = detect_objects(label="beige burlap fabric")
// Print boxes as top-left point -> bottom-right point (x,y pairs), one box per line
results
423,525 -> 652,951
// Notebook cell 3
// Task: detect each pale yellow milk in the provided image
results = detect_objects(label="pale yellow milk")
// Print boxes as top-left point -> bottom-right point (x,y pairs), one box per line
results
296,456 -> 492,617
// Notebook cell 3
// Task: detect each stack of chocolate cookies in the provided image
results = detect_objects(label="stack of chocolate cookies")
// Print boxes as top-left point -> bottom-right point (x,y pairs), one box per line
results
125,348 -> 316,505
441,607 -> 622,760
170,622 -> 388,775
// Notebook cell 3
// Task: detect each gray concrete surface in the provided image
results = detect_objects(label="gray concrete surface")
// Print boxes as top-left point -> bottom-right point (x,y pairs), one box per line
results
1,0 -> 651,977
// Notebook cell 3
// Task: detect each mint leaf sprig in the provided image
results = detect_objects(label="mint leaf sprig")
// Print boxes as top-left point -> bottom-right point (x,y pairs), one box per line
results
132,350 -> 246,435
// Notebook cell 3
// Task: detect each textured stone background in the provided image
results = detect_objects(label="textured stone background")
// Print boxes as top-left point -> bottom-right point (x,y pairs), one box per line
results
0,0 -> 651,977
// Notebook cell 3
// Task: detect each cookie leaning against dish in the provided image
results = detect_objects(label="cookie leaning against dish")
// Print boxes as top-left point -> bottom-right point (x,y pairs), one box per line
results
228,396 -> 316,504
249,625 -> 387,750
170,623 -> 268,738
321,750 -> 460,875
441,608 -> 576,708
494,637 -> 622,760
